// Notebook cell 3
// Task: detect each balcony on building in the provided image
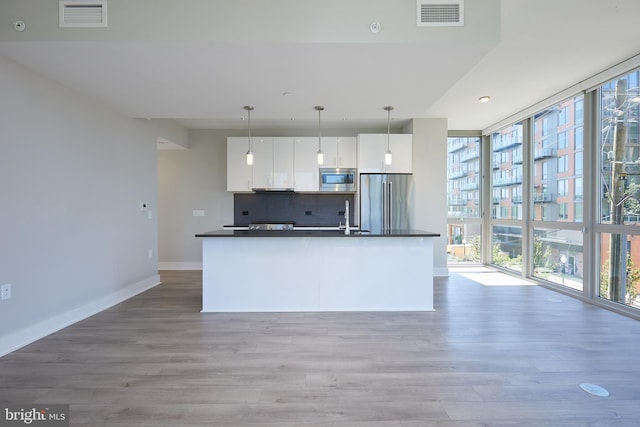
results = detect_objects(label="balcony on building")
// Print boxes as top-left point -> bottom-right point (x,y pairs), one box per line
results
534,148 -> 558,160
448,165 -> 469,179
447,139 -> 469,153
493,175 -> 523,187
460,147 -> 480,162
492,138 -> 522,153
448,198 -> 468,206
534,192 -> 555,203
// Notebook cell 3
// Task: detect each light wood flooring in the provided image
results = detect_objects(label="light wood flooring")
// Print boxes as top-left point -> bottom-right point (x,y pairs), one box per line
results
1,269 -> 640,426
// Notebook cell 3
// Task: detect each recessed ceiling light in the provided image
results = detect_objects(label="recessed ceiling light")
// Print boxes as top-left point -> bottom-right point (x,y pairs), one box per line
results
478,96 -> 491,103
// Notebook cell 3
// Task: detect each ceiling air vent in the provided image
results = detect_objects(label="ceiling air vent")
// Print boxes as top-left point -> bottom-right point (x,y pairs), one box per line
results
417,0 -> 464,27
59,0 -> 107,28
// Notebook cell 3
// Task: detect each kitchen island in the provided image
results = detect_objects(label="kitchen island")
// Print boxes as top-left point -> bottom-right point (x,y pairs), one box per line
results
195,229 -> 440,312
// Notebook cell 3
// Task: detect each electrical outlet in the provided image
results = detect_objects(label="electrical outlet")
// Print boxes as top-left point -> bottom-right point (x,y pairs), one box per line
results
148,249 -> 153,259
1,284 -> 11,301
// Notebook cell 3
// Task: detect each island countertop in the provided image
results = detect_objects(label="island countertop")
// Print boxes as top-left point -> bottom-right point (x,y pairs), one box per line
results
195,229 -> 440,238
199,227 -> 437,312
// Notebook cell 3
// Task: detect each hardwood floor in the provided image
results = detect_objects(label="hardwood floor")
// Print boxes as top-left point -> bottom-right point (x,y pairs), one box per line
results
1,268 -> 639,426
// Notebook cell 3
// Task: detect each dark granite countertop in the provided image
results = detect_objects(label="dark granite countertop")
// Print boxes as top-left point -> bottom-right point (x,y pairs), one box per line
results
196,229 -> 440,238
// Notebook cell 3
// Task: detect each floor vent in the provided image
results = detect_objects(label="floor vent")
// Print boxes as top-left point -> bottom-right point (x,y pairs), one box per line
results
59,0 -> 107,28
417,1 -> 464,27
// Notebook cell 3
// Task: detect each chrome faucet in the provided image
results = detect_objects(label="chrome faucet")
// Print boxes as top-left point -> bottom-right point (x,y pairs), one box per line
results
344,199 -> 350,235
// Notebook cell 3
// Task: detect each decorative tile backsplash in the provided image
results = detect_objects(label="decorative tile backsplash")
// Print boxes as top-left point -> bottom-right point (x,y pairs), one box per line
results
234,192 -> 355,226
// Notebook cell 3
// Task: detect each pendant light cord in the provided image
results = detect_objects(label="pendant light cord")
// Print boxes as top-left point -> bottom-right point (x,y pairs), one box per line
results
385,106 -> 393,151
315,105 -> 324,151
318,108 -> 322,151
244,105 -> 254,152
244,105 -> 254,165
386,108 -> 391,151
247,108 -> 252,151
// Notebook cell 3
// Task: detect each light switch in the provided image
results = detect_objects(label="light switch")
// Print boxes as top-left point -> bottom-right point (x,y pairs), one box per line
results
193,210 -> 205,217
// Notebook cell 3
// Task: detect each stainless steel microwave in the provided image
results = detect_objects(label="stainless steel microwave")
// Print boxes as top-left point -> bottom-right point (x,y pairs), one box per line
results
319,168 -> 357,192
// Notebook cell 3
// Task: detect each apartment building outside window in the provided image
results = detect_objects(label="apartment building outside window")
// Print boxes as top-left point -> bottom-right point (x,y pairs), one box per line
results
446,136 -> 482,264
490,123 -> 524,273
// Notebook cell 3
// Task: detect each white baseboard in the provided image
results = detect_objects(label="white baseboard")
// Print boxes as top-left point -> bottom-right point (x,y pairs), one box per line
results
158,261 -> 202,270
434,267 -> 449,277
0,274 -> 160,357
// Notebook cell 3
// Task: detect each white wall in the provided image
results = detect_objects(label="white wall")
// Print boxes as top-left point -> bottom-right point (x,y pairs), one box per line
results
0,55 -> 183,356
158,130 -> 233,269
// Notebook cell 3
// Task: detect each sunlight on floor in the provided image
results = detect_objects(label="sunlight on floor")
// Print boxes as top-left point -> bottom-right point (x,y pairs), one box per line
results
449,266 -> 538,287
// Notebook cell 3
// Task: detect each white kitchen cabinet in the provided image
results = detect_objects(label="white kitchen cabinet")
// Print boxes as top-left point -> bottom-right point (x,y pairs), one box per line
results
273,137 -> 295,189
294,137 -> 319,191
227,137 -> 253,191
251,137 -> 295,189
228,135 -> 356,192
388,134 -> 412,173
322,137 -> 357,169
357,133 -> 412,173
251,137 -> 274,189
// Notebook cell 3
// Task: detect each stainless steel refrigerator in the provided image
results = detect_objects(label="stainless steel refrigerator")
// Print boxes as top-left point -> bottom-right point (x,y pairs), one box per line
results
360,173 -> 414,233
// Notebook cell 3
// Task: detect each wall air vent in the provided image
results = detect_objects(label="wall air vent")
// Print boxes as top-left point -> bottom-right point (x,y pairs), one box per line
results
417,0 -> 464,27
59,1 -> 107,28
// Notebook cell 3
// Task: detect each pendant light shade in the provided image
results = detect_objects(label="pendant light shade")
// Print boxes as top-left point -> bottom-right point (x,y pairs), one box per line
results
315,105 -> 324,165
244,106 -> 254,166
384,150 -> 393,166
384,106 -> 393,166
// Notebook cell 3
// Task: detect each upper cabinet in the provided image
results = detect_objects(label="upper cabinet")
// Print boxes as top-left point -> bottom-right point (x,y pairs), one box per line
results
294,137 -> 319,192
357,134 -> 413,173
227,137 -> 253,192
252,137 -> 295,189
292,136 -> 358,191
229,134 -> 408,192
272,137 -> 295,189
321,137 -> 357,169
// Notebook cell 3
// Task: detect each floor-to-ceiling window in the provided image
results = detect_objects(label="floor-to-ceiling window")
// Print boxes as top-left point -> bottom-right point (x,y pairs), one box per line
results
490,123 -> 523,272
531,95 -> 585,291
473,63 -> 640,318
597,69 -> 640,310
446,136 -> 482,264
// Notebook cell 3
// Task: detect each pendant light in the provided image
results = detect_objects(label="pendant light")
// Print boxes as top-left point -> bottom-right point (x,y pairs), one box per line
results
244,105 -> 254,166
315,105 -> 324,165
384,106 -> 393,166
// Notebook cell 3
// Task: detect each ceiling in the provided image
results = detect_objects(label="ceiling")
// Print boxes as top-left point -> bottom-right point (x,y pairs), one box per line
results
1,0 -> 640,132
